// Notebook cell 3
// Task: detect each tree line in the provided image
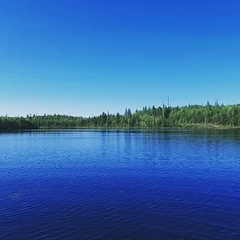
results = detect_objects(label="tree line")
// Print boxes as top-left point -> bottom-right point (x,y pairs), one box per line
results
1,102 -> 240,130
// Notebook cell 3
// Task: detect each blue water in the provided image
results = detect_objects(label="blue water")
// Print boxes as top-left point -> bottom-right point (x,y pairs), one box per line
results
0,130 -> 240,239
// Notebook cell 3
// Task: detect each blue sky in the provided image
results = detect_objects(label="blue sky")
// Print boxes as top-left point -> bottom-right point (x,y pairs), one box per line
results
0,0 -> 239,117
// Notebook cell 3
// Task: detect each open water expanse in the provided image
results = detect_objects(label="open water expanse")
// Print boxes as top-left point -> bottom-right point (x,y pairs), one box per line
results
0,129 -> 240,239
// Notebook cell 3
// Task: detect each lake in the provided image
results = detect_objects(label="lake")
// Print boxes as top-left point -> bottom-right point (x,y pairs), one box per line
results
0,129 -> 240,239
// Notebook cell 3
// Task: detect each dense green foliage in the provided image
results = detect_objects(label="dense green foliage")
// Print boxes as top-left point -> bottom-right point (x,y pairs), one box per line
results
1,103 -> 240,130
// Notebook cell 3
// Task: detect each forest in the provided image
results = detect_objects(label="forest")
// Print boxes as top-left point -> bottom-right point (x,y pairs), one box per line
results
1,102 -> 240,130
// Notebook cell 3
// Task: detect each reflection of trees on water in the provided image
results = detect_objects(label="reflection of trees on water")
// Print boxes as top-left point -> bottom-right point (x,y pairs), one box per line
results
116,130 -> 240,172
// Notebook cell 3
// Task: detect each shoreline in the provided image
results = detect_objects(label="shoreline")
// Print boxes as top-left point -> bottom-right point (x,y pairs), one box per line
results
1,124 -> 240,132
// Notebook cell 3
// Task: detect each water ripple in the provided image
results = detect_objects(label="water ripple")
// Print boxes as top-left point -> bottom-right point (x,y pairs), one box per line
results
0,130 -> 240,239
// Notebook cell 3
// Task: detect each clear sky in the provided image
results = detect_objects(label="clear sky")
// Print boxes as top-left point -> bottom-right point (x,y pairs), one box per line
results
0,0 -> 239,117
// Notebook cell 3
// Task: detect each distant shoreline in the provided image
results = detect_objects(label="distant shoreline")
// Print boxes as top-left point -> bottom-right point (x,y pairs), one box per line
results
1,103 -> 240,130
1,125 -> 240,133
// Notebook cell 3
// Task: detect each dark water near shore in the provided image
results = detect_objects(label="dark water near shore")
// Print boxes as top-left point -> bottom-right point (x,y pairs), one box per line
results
1,129 -> 240,239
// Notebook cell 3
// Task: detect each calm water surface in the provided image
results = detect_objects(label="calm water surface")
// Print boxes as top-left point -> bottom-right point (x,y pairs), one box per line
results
0,130 -> 240,239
